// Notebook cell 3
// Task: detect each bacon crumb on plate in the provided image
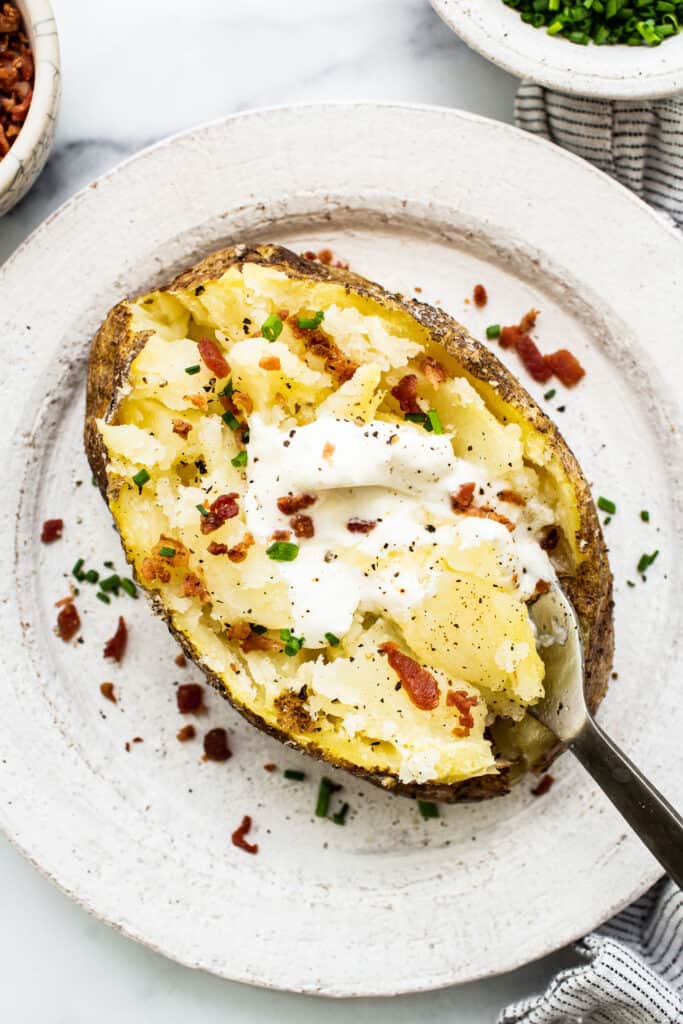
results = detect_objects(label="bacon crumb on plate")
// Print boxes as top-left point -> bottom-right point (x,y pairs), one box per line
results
103,616 -> 127,663
100,682 -> 116,704
231,814 -> 259,854
174,653 -> 187,668
176,724 -> 196,742
263,763 -> 277,772
41,518 -> 63,543
203,727 -> 231,762
473,284 -> 487,308
176,683 -> 204,714
545,349 -> 585,387
56,602 -> 80,642
531,773 -> 554,797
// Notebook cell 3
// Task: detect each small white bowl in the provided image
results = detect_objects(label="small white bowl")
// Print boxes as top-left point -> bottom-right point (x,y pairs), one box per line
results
0,0 -> 60,217
432,0 -> 683,99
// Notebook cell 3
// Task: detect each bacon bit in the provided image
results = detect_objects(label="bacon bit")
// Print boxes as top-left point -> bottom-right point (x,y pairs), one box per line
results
264,762 -> 277,772
207,541 -> 228,556
153,536 -> 189,569
421,357 -> 448,389
242,632 -> 284,654
302,250 -> 317,260
226,621 -> 251,643
516,334 -> 553,384
532,773 -> 555,797
227,532 -> 255,563
497,489 -> 526,506
197,336 -> 230,378
186,393 -> 208,410
346,517 -> 377,534
414,286 -> 422,294
259,355 -> 281,371
447,689 -> 479,737
473,284 -> 487,308
231,815 -> 258,854
172,419 -> 192,438
200,492 -> 240,534
176,724 -> 196,742
302,332 -> 358,383
499,325 -> 523,350
103,616 -> 128,663
451,481 -> 476,511
390,373 -> 421,414
545,349 -> 585,387
271,529 -> 291,542
175,653 -> 187,667
520,309 -> 539,333
54,590 -> 76,608
530,579 -> 551,601
317,248 -> 333,264
322,442 -> 335,460
0,4 -> 34,158
41,518 -> 63,543
124,741 -> 130,752
540,526 -> 560,551
277,493 -> 317,515
140,557 -> 171,584
180,572 -> 209,601
464,505 -> 516,532
290,514 -> 315,539
380,642 -> 440,711
203,727 -> 231,762
177,683 -> 204,713
232,391 -> 253,416
100,682 -> 117,704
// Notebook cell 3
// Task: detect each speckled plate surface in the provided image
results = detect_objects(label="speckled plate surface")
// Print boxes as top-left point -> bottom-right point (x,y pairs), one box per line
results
0,103 -> 681,997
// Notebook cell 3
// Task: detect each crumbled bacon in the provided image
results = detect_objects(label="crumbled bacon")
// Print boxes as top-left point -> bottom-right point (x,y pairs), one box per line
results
301,248 -> 349,270
301,330 -> 358,384
530,579 -> 551,601
186,393 -> 208,410
516,334 -> 553,383
380,642 -> 440,711
180,572 -> 208,601
140,557 -> 171,584
197,337 -> 230,378
421,357 -> 448,389
226,621 -> 251,643
200,493 -> 240,534
464,505 -> 515,532
271,529 -> 291,541
346,518 -> 377,534
231,815 -> 258,854
0,4 -> 33,158
207,541 -> 228,556
540,526 -> 560,551
317,248 -> 333,264
103,616 -> 127,663
242,632 -> 284,654
531,773 -> 554,797
232,391 -> 253,416
290,513 -> 314,539
177,683 -> 203,713
390,373 -> 421,415
447,689 -> 479,737
263,763 -> 277,772
41,518 -> 63,543
153,536 -> 189,568
497,489 -> 526,506
451,481 -> 476,511
227,532 -> 255,563
322,442 -> 335,460
519,309 -> 539,333
259,355 -> 281,371
276,493 -> 317,515
545,349 -> 585,387
175,653 -> 187,667
100,682 -> 117,704
473,284 -> 487,308
176,724 -> 196,742
203,727 -> 231,762
172,419 -> 192,438
499,325 -> 523,350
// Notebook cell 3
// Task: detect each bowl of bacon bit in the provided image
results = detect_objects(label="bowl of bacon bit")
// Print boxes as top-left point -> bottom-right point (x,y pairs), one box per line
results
0,0 -> 60,217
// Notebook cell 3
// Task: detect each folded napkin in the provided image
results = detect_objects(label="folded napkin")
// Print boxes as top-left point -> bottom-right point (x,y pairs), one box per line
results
500,83 -> 683,1023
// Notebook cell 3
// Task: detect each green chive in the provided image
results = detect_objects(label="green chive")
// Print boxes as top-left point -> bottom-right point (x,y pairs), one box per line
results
84,569 -> 99,584
637,550 -> 659,574
604,516 -> 612,526
544,388 -> 556,400
640,510 -> 650,522
404,412 -> 428,428
72,558 -> 85,581
418,800 -> 440,819
222,410 -> 241,430
250,623 -> 267,635
284,769 -> 306,781
196,504 -> 209,517
158,546 -> 176,558
132,468 -> 150,488
184,364 -> 201,375
315,777 -> 335,817
325,632 -> 340,647
332,802 -> 350,825
296,310 -> 325,330
100,574 -> 121,593
626,579 -> 636,588
231,450 -> 248,468
280,628 -> 304,656
121,578 -> 138,598
427,409 -> 444,434
220,378 -> 234,397
486,324 -> 501,339
597,496 -> 616,514
96,592 -> 111,604
266,541 -> 299,562
261,313 -> 283,342
103,560 -> 115,569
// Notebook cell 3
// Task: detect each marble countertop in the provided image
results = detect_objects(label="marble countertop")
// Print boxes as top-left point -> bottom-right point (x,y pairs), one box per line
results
1,2 -> 579,1020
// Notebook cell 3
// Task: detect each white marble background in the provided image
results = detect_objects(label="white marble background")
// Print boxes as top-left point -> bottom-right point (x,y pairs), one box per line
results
1,2 -> 581,1020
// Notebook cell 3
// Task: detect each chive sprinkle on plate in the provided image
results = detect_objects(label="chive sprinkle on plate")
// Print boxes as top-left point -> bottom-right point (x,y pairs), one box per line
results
502,0 -> 683,46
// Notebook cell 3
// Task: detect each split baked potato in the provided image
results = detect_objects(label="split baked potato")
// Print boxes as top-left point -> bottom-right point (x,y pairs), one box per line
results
85,244 -> 613,801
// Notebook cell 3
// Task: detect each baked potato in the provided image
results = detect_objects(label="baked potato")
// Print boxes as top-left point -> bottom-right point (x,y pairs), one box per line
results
85,244 -> 613,801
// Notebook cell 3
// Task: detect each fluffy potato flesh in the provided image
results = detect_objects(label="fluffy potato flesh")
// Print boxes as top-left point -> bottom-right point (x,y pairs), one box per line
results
92,254 -> 593,792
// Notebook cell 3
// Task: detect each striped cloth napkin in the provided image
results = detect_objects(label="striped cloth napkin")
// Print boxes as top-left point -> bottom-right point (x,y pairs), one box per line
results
499,84 -> 683,1024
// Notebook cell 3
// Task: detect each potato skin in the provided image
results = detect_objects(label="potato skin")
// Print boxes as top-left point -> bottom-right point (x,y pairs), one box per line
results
85,243 -> 614,802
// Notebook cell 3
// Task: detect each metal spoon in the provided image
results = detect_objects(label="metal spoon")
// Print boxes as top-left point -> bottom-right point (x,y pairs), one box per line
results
529,585 -> 683,888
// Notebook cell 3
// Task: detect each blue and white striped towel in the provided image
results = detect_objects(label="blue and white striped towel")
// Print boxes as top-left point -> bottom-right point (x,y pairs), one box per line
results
499,85 -> 683,1024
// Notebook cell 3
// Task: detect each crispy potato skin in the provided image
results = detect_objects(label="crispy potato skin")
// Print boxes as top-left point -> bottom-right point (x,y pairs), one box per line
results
84,244 -> 614,802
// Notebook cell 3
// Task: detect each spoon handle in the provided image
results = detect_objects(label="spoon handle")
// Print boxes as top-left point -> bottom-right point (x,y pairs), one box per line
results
571,715 -> 683,888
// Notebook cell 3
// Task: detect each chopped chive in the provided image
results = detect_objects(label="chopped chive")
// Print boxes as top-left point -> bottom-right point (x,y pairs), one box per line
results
231,450 -> 248,468
626,579 -> 636,588
100,574 -> 121,593
72,558 -> 85,580
404,412 -> 427,424
84,569 -> 99,584
222,410 -> 241,430
325,632 -> 340,647
280,628 -> 304,656
544,388 -> 556,401
184,364 -> 201,375
597,496 -> 616,515
332,802 -> 350,825
284,769 -> 306,781
296,310 -> 325,330
158,546 -> 176,559
132,468 -> 150,489
266,541 -> 299,562
103,560 -> 115,569
261,313 -> 283,342
426,409 -> 443,434
640,510 -> 650,522
604,516 -> 612,526
96,592 -> 111,604
196,504 -> 209,517
121,578 -> 138,598
91,475 -> 97,486
637,550 -> 659,574
486,324 -> 501,339
220,378 -> 234,398
315,777 -> 335,817
418,800 -> 439,819
250,623 -> 267,635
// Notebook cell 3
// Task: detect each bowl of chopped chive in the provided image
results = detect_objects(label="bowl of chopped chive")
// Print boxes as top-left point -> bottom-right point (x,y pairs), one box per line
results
431,0 -> 683,97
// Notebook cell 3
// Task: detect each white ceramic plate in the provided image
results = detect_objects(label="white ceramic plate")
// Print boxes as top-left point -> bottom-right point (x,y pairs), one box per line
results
0,103 -> 681,997
431,0 -> 683,99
